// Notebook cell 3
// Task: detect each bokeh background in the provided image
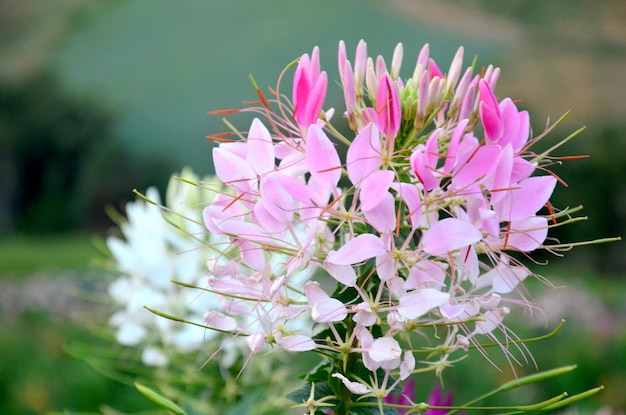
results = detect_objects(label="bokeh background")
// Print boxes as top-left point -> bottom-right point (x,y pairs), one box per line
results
1,0 -> 624,414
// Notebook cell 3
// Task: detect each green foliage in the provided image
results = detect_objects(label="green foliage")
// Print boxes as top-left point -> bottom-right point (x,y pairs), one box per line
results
0,233 -> 98,276
0,75 -> 110,232
0,75 -> 177,233
134,383 -> 186,415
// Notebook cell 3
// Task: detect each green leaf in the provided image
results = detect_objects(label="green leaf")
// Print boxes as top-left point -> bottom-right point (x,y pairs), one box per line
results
543,386 -> 605,411
305,361 -> 333,383
351,400 -> 401,415
135,382 -> 187,415
287,382 -> 334,404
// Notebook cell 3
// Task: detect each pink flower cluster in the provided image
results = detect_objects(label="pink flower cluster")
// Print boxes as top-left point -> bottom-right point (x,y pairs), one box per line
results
199,40 -> 565,395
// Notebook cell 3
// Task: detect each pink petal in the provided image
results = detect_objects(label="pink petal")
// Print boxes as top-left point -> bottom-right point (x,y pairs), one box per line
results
451,145 -> 501,191
490,144 -> 513,205
293,54 -> 311,104
277,334 -> 316,352
238,239 -> 266,270
443,119 -> 469,174
213,147 -> 255,194
375,73 -> 401,138
421,218 -> 482,256
398,288 -> 450,320
312,297 -> 349,322
354,40 -> 368,84
359,170 -> 394,211
375,251 -> 395,282
363,191 -> 395,234
499,98 -> 530,151
217,220 -> 273,244
341,60 -> 356,113
511,156 -> 535,183
353,302 -> 377,326
332,373 -> 371,395
392,182 -> 423,229
504,216 -> 549,251
273,174 -> 315,204
246,118 -> 275,175
369,337 -> 401,363
203,311 -> 237,332
399,351 -> 415,380
496,176 -> 557,222
259,173 -> 295,223
428,57 -> 443,79
302,72 -> 327,126
491,264 -> 529,294
405,260 -> 447,289
304,281 -> 329,304
410,130 -> 441,190
474,308 -> 509,335
346,123 -> 382,186
253,199 -> 286,233
246,332 -> 265,353
305,124 -> 341,189
479,80 -> 503,142
326,234 -> 386,265
324,262 -> 357,287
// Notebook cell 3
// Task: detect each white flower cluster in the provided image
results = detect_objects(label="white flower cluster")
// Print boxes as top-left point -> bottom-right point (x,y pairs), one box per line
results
106,168 -> 221,367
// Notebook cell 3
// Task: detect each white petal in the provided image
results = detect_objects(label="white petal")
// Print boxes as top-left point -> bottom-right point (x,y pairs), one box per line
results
369,337 -> 402,363
398,288 -> 450,320
332,373 -> 371,395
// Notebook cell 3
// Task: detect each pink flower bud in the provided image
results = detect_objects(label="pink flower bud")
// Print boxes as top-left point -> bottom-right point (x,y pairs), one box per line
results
375,73 -> 401,138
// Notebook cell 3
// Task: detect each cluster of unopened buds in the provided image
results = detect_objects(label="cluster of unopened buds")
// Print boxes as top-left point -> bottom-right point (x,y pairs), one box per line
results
189,39 -> 585,410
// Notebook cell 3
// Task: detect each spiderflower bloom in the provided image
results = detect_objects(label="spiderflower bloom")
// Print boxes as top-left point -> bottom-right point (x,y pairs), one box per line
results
168,40 -> 601,413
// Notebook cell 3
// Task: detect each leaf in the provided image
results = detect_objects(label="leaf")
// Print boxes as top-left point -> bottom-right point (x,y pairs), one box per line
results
351,398 -> 402,415
135,382 -> 187,415
286,381 -> 334,404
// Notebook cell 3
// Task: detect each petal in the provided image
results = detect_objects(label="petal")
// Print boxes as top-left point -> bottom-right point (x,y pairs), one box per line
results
392,182 -> 423,230
375,73 -> 401,138
304,281 -> 329,304
346,123 -> 382,185
363,191 -> 395,234
474,308 -> 509,335
496,176 -> 557,222
398,288 -> 450,320
326,234 -> 386,265
421,218 -> 482,256
277,334 -> 316,352
369,337 -> 402,363
302,72 -> 327,126
479,80 -> 503,142
332,373 -> 371,395
312,298 -> 349,322
491,264 -> 529,294
504,216 -> 549,251
324,262 -> 357,287
246,332 -> 265,353
500,98 -> 530,151
359,170 -> 394,212
305,124 -> 341,189
451,145 -> 501,191
203,311 -> 238,332
246,118 -> 275,175
213,147 -> 255,194
399,351 -> 416,381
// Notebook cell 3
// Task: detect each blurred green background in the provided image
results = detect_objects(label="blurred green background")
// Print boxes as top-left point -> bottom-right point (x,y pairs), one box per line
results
0,0 -> 624,413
